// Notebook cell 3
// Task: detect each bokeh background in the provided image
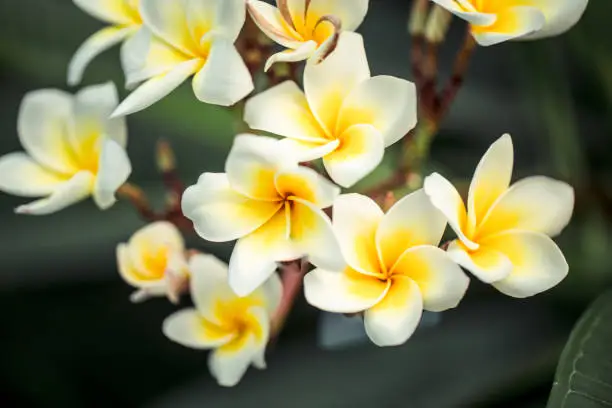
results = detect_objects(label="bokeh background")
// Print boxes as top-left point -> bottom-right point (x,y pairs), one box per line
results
1,0 -> 611,407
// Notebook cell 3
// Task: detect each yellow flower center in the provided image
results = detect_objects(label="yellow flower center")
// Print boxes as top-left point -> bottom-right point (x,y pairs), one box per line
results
123,0 -> 142,25
142,246 -> 170,279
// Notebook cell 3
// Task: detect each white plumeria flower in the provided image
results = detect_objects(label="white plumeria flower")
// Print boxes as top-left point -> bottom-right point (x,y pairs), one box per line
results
0,83 -> 131,215
423,134 -> 574,298
430,0 -> 589,46
182,134 -> 342,296
163,253 -> 281,387
69,0 -> 143,86
304,192 -> 469,347
245,32 -> 417,188
111,0 -> 254,117
247,0 -> 369,71
117,222 -> 190,304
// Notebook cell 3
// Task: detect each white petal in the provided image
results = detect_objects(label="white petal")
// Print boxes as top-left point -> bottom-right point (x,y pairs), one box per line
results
140,0 -> 198,55
391,246 -> 469,312
289,198 -> 343,271
73,82 -> 126,148
521,0 -> 589,39
304,267 -> 389,313
68,26 -> 134,86
73,0 -> 136,25
472,7 -> 546,47
182,173 -> 281,242
225,134 -> 294,201
194,0 -> 246,43
304,0 -> 369,31
364,276 -> 423,347
447,239 -> 513,283
18,89 -> 79,175
264,41 -> 318,72
467,134 -> 513,230
486,231 -> 569,298
332,194 -> 384,276
274,166 -> 340,208
303,32 -> 370,135
376,189 -> 448,271
0,153 -> 67,197
229,207 -> 304,296
163,309 -> 235,349
477,176 -> 575,239
247,0 -> 302,48
121,27 -> 190,88
93,138 -> 132,210
15,171 -> 94,215
116,243 -> 166,289
336,76 -> 417,147
208,306 -> 269,387
429,0 -> 497,26
192,36 -> 254,106
323,124 -> 384,188
277,138 -> 339,163
244,81 -> 327,143
423,172 -> 478,250
189,253 -> 238,322
112,59 -> 201,117
261,272 -> 283,317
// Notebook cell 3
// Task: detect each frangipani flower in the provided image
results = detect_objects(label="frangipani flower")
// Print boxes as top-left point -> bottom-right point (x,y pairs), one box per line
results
112,0 -> 253,117
431,0 -> 589,46
423,134 -> 574,297
69,0 -> 142,86
247,0 -> 369,71
304,192 -> 469,347
117,222 -> 190,303
245,33 -> 417,188
0,82 -> 131,215
182,134 -> 342,296
163,254 -> 281,387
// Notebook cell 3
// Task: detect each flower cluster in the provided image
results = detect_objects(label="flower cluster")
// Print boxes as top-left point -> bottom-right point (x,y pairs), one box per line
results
0,0 -> 587,387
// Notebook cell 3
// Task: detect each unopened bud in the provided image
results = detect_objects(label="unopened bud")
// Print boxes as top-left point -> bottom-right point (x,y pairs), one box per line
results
156,139 -> 176,173
424,6 -> 452,43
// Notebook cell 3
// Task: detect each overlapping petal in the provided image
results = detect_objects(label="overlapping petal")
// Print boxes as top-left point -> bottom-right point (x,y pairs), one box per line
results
0,153 -> 68,197
447,240 -> 513,283
93,138 -> 132,210
274,166 -> 339,208
472,6 -> 546,46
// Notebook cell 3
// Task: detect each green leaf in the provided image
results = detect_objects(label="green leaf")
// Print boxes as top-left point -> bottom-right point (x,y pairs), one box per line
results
547,289 -> 612,407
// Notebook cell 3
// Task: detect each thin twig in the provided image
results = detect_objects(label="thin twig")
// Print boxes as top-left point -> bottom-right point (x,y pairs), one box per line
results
271,258 -> 309,337
438,28 -> 476,117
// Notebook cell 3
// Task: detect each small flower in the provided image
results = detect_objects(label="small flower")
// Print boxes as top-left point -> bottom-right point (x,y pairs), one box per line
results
244,33 -> 417,188
0,83 -> 131,215
111,0 -> 254,117
182,134 -> 342,296
304,192 -> 469,347
69,0 -> 143,86
431,0 -> 589,46
247,0 -> 369,71
163,254 -> 281,387
117,221 -> 190,304
423,134 -> 574,297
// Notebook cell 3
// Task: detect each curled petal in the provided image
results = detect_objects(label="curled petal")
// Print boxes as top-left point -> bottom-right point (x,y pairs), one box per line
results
15,171 -> 94,215
247,0 -> 302,48
304,267 -> 389,314
73,0 -> 136,25
68,26 -> 135,86
277,138 -> 339,163
163,309 -> 235,349
364,276 -> 423,347
522,0 -> 589,39
447,240 -> 513,284
264,41 -> 318,72
93,138 -> 132,210
472,7 -> 546,46
429,0 -> 497,26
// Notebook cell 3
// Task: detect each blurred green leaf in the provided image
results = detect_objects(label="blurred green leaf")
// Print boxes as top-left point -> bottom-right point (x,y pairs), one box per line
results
547,289 -> 612,408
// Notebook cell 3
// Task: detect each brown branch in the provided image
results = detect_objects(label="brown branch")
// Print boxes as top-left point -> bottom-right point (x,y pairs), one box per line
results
271,258 -> 309,337
438,28 -> 476,117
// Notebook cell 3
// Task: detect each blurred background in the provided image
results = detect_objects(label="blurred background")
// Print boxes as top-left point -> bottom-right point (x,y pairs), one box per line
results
0,0 -> 611,407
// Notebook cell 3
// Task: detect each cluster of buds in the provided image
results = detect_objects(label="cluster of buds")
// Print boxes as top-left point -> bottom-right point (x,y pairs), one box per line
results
0,0 -> 587,387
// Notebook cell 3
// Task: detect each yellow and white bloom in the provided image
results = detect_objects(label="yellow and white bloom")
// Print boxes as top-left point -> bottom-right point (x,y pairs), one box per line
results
423,134 -> 574,297
304,192 -> 469,347
245,33 -> 417,188
0,82 -> 131,215
69,0 -> 142,86
182,134 -> 342,296
163,254 -> 281,387
247,0 -> 369,71
431,0 -> 589,46
117,222 -> 190,303
112,0 -> 253,117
